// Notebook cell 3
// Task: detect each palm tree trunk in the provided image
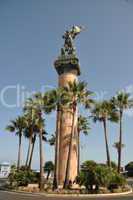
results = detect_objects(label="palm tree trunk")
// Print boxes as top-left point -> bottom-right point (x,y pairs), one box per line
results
103,119 -> 111,167
53,106 -> 61,190
118,111 -> 122,173
47,170 -> 51,180
64,107 -> 76,189
25,128 -> 33,169
28,134 -> 36,170
39,129 -> 44,191
26,139 -> 32,169
25,141 -> 31,167
77,130 -> 80,175
17,132 -> 22,170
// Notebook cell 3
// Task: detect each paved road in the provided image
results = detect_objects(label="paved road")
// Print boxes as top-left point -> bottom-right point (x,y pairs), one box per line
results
0,178 -> 133,200
0,191 -> 133,200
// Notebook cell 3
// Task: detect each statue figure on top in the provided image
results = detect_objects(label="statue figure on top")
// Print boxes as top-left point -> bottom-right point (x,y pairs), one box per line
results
61,25 -> 84,57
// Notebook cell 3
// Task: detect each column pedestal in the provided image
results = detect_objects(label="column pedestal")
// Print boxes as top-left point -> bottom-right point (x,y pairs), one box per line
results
54,56 -> 80,186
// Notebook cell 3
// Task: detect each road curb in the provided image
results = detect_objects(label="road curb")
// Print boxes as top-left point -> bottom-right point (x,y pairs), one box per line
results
44,188 -> 132,198
0,188 -> 132,198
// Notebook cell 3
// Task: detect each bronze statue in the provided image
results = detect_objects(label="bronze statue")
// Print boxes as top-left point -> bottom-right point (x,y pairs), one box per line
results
61,25 -> 84,56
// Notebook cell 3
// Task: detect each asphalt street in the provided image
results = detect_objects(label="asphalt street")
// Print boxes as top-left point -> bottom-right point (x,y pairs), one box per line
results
0,178 -> 133,200
0,191 -> 133,200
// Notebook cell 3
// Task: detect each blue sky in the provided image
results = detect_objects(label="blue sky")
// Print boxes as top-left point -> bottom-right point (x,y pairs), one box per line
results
0,0 -> 133,169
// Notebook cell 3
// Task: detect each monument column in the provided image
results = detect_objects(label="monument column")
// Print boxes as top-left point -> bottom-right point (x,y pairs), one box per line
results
54,26 -> 83,186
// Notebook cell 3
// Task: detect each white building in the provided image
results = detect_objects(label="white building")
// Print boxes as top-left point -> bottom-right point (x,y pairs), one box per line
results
0,162 -> 11,178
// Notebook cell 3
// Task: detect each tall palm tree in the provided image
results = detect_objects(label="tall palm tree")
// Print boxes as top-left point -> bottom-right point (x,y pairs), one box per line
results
91,100 -> 118,168
24,126 -> 34,169
113,142 -> 125,164
44,161 -> 54,180
23,128 -> 32,168
77,115 -> 90,174
33,92 -> 53,191
27,126 -> 48,170
6,116 -> 26,170
31,93 -> 45,191
42,88 -> 69,190
23,98 -> 37,169
111,92 -> 133,173
63,81 -> 93,188
28,132 -> 36,169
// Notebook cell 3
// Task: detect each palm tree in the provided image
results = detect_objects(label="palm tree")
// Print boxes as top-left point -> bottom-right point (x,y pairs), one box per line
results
24,126 -> 34,169
31,93 -> 45,191
63,81 -> 93,188
91,100 -> 118,168
44,161 -> 54,180
6,116 -> 26,170
113,142 -> 125,152
111,91 -> 133,173
113,142 -> 125,170
42,88 -> 69,190
77,115 -> 90,174
33,92 -> 53,191
23,98 -> 38,169
24,97 -> 48,171
23,128 -> 32,168
28,133 -> 36,169
48,134 -> 56,146
27,127 -> 47,170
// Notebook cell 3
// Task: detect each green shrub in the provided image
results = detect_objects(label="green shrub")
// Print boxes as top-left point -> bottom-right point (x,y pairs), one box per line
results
95,165 -> 113,187
77,170 -> 97,191
9,169 -> 38,187
77,160 -> 126,193
109,171 -> 126,190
